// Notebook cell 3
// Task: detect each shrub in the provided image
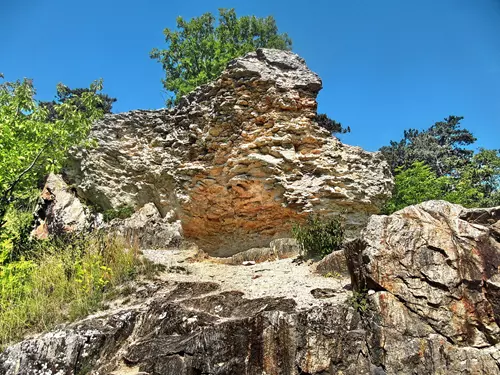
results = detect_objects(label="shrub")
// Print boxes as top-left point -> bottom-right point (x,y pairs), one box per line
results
348,289 -> 369,313
0,207 -> 34,264
292,213 -> 344,258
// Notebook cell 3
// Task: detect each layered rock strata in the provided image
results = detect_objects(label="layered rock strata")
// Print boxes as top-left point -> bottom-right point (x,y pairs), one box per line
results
67,49 -> 393,256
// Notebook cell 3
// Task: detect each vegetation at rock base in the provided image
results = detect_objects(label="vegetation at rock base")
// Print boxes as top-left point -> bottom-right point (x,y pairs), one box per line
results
348,290 -> 369,313
292,214 -> 344,259
103,204 -> 135,223
381,116 -> 500,213
0,222 -> 161,349
151,8 -> 292,107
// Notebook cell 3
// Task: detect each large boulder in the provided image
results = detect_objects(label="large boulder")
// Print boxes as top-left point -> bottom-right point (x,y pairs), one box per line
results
346,200 -> 500,373
66,49 -> 393,256
108,202 -> 183,248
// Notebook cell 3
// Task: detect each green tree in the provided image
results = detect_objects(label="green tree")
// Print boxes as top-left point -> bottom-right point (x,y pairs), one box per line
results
150,8 -> 292,107
383,153 -> 500,214
40,85 -> 116,122
380,116 -> 476,177
383,162 -> 451,213
446,148 -> 500,207
0,77 -> 104,227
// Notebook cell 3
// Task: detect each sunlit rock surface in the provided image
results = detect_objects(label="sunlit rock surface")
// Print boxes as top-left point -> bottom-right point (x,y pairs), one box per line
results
346,201 -> 500,374
66,49 -> 393,256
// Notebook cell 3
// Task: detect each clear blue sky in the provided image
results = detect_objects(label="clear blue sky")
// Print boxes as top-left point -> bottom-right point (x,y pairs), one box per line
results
2,0 -> 499,151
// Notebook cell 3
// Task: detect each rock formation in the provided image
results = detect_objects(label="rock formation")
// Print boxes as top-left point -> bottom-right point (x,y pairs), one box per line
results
346,200 -> 500,373
11,47 -> 500,374
0,280 -> 369,375
32,174 -> 99,238
66,49 -> 393,256
4,201 -> 500,374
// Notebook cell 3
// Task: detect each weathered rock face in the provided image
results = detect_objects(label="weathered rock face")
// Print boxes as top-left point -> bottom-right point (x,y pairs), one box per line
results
0,280 -> 372,375
67,49 -> 393,256
109,203 -> 183,248
346,200 -> 500,373
6,200 -> 500,374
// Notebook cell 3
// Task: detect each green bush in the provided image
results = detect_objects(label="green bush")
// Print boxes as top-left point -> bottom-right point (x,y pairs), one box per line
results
292,213 -> 344,258
348,289 -> 369,313
0,206 -> 34,264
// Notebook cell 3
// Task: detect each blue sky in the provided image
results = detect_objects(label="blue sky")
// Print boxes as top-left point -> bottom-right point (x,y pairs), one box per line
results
2,0 -> 499,151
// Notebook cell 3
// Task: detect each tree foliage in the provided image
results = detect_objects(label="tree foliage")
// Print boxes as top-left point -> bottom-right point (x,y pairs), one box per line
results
381,116 -> 500,213
151,8 -> 292,107
40,85 -> 116,122
315,113 -> 350,134
0,77 -> 104,226
383,162 -> 452,213
380,116 -> 476,177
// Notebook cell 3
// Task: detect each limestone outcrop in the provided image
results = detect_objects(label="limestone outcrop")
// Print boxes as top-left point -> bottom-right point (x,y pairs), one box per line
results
346,200 -> 500,373
66,49 -> 393,256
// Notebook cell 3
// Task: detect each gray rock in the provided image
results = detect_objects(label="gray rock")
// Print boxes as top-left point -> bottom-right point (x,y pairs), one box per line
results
213,237 -> 301,264
109,202 -> 182,248
346,200 -> 500,374
315,249 -> 349,277
0,281 -> 370,375
269,237 -> 301,259
32,173 -> 99,238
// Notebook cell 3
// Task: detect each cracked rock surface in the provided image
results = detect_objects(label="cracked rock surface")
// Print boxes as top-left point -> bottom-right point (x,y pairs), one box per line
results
0,251 -> 370,375
3,201 -> 500,374
346,200 -> 500,374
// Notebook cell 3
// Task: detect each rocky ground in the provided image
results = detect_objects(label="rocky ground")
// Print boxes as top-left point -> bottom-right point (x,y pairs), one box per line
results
0,246 -> 358,375
141,247 -> 350,309
3,201 -> 500,375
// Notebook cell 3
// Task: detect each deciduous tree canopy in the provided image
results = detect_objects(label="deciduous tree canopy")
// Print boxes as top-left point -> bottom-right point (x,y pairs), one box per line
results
0,77 -> 104,226
150,8 -> 292,107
